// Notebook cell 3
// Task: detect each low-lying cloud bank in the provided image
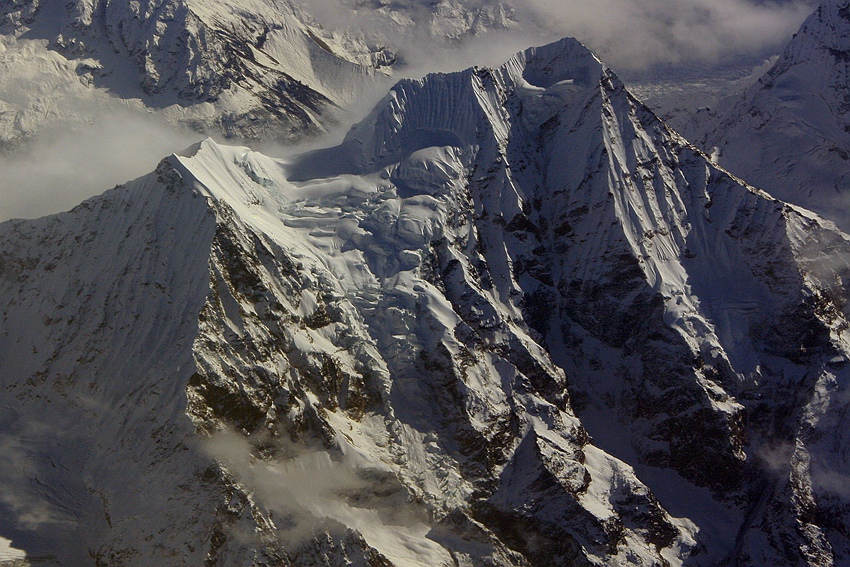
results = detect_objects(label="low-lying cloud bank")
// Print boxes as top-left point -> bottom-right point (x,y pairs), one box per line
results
305,0 -> 817,72
514,0 -> 817,70
0,0 -> 819,222
0,109 -> 200,222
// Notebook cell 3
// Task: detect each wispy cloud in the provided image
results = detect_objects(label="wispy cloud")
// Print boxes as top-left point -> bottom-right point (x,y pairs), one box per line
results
303,0 -> 817,72
514,0 -> 817,71
0,0 -> 820,223
200,429 -> 452,564
0,109 -> 200,222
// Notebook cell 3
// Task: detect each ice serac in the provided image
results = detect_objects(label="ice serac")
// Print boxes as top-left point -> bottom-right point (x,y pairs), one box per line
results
4,36 -> 850,566
694,0 -> 850,232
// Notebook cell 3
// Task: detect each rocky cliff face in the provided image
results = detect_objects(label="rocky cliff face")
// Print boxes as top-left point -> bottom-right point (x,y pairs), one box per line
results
3,37 -> 850,566
693,0 -> 850,233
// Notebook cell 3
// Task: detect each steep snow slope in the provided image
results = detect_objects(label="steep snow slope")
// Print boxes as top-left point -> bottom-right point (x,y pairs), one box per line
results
4,37 -> 850,566
693,0 -> 850,232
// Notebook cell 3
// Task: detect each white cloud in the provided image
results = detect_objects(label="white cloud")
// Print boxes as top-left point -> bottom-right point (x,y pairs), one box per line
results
0,109 -> 201,222
0,0 -> 821,223
201,429 -> 452,563
303,0 -> 818,73
508,0 -> 818,70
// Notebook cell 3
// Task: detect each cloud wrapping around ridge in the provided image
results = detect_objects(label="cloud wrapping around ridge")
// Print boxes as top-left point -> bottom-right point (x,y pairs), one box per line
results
513,0 -> 817,70
306,0 -> 818,72
0,109 -> 200,222
200,429 -> 449,563
0,0 -> 821,223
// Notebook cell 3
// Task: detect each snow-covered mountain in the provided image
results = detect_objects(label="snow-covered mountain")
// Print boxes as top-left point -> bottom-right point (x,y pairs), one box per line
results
0,0 -> 517,146
4,36 -> 850,566
692,0 -> 850,232
0,0 -> 394,144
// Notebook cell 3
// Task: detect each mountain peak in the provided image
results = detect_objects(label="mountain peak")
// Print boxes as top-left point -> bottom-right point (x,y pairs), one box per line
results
693,0 -> 850,231
767,0 -> 850,78
174,138 -> 213,158
289,36 -> 609,179
507,36 -> 603,89
5,29 -> 850,567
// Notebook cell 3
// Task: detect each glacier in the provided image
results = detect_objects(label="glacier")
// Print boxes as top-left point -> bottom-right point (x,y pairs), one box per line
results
2,36 -> 850,566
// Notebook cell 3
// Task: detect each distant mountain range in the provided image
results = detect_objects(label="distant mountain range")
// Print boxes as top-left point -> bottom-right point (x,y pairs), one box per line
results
3,1 -> 850,566
0,0 -> 516,145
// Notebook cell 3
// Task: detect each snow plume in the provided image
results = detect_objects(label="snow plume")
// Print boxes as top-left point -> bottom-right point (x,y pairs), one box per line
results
811,462 -> 850,499
757,440 -> 850,499
0,108 -> 200,222
757,441 -> 798,477
201,429 -> 453,565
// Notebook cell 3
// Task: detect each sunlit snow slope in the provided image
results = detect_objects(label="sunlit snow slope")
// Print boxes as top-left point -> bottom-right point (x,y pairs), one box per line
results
3,37 -> 850,566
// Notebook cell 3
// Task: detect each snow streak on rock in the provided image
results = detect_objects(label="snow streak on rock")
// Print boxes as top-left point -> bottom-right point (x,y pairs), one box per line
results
3,36 -> 850,566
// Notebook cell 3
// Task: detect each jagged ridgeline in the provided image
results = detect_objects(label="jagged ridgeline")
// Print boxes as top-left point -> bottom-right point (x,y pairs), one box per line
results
3,37 -> 850,566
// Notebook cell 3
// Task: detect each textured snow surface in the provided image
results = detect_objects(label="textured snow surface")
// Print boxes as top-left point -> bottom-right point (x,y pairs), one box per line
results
3,36 -> 850,566
0,537 -> 26,562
